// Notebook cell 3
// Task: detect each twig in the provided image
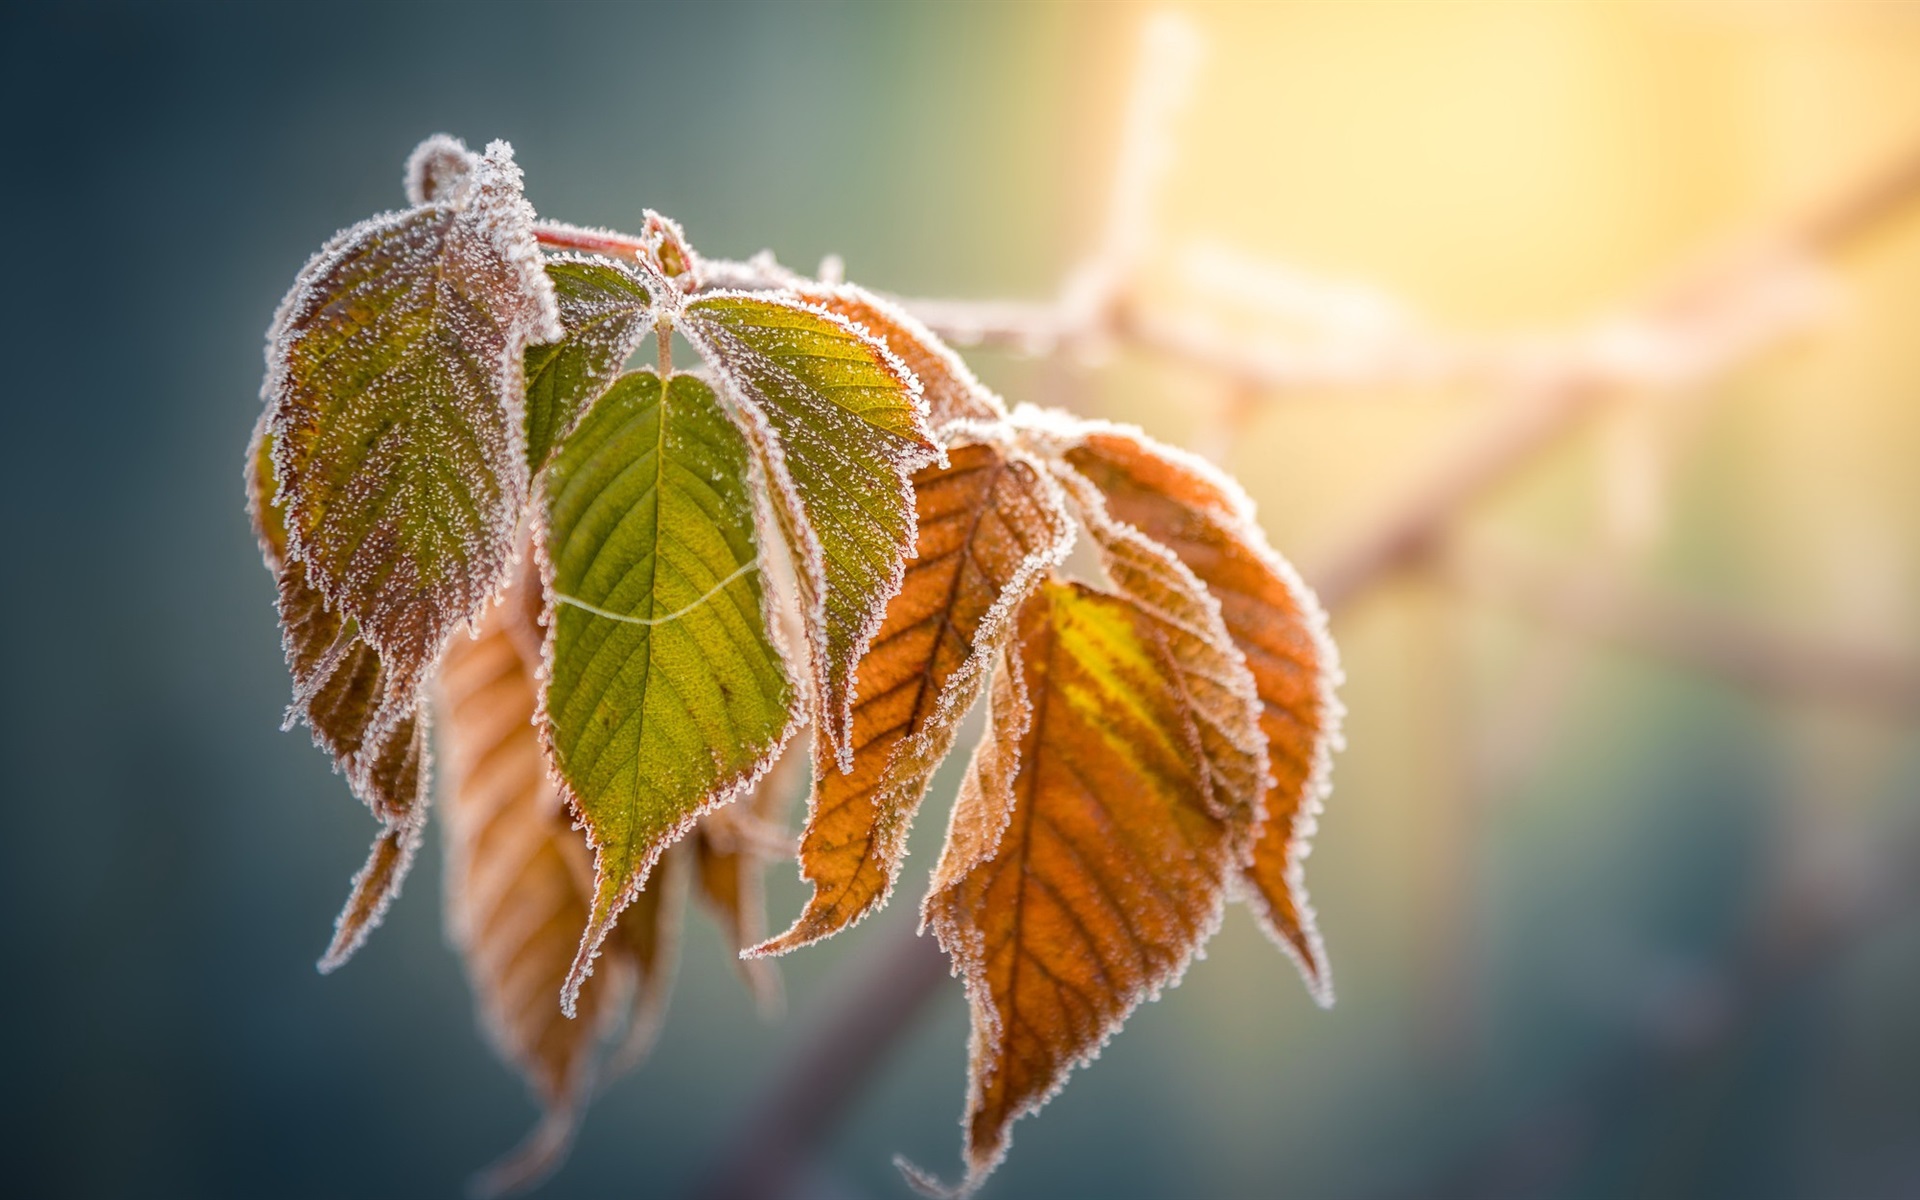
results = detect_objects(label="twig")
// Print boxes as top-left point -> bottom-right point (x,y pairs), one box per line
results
691,918 -> 950,1200
1442,540 -> 1920,716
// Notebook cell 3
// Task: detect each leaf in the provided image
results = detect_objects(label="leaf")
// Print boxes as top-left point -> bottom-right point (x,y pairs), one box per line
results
919,579 -> 1260,1192
264,138 -> 561,717
248,416 -> 431,969
537,369 -> 798,1014
316,714 -> 431,972
440,573 -> 683,1198
691,740 -> 805,1015
315,798 -> 426,974
1047,458 -> 1270,827
1061,424 -> 1342,1000
523,256 -> 654,475
757,435 -> 1073,955
679,291 -> 940,767
404,132 -> 478,206
794,284 -> 1007,428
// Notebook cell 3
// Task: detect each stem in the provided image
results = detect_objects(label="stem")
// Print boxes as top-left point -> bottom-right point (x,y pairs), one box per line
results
533,221 -> 647,261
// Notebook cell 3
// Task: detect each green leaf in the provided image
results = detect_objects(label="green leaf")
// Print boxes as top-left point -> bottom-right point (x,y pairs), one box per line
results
523,256 -> 653,476
264,140 -> 561,710
537,369 -> 798,1013
678,292 -> 938,768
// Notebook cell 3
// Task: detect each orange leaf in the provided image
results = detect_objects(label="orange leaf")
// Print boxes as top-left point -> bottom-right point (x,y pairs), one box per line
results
757,435 -> 1072,955
919,579 -> 1259,1191
1062,424 -> 1342,1002
439,575 -> 682,1197
796,284 -> 1007,429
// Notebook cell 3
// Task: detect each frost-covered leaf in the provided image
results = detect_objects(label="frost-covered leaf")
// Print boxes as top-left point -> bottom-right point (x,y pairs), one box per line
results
537,369 -> 797,1013
919,580 -> 1257,1193
1062,424 -> 1341,1000
795,284 -> 1006,429
440,574 -> 681,1198
679,292 -> 939,767
315,783 -> 427,974
404,132 -> 479,206
692,741 -> 805,1014
249,417 -> 431,970
757,436 -> 1072,956
523,256 -> 653,475
264,139 -> 560,718
1048,457 -> 1269,828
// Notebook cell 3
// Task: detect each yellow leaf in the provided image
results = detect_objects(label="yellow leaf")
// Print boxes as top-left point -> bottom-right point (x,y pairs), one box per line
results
921,579 -> 1257,1191
1064,425 -> 1342,1001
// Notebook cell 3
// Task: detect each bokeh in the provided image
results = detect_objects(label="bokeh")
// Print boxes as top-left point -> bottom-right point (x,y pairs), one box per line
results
3,2 -> 1917,1198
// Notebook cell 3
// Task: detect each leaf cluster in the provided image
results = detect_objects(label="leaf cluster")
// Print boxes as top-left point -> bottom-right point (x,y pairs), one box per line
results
250,134 -> 1342,1194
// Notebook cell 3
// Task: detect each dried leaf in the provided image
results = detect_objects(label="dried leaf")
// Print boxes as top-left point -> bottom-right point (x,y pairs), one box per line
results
536,369 -> 798,1014
794,284 -> 1007,429
758,436 -> 1073,955
316,801 -> 426,974
523,256 -> 653,475
601,842 -> 688,1078
1062,424 -> 1341,1000
692,740 -> 806,1015
264,138 -> 560,720
441,594 -> 613,1197
440,573 -> 687,1197
403,132 -> 478,206
1047,458 -> 1269,827
920,580 -> 1258,1192
680,291 -> 940,767
248,417 -> 431,969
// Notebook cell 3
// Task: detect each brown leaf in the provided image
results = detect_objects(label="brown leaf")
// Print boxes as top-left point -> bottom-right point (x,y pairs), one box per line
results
920,579 -> 1259,1191
692,741 -> 806,1015
1062,424 -> 1341,1001
263,141 -> 559,722
249,416 -> 431,970
439,573 -> 683,1197
757,436 -> 1073,955
795,284 -> 1007,429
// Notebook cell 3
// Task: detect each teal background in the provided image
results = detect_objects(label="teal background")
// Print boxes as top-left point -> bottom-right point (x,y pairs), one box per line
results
4,3 -> 1918,1199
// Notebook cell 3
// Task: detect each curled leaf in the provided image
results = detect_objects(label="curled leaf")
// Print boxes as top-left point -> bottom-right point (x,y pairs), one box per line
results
264,138 -> 560,721
248,417 -> 431,969
1061,423 -> 1342,1000
920,580 -> 1257,1193
523,256 -> 654,475
758,436 -> 1073,955
404,132 -> 479,206
536,369 -> 798,1014
680,291 -> 940,767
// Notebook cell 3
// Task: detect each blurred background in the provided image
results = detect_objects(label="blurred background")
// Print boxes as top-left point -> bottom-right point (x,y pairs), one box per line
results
3,1 -> 1918,1198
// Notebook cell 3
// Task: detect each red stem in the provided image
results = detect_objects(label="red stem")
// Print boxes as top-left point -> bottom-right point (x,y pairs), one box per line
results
533,222 -> 646,260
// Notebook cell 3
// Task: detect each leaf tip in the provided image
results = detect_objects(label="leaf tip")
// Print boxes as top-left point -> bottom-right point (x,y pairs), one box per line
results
404,132 -> 477,206
894,1154 -> 971,1200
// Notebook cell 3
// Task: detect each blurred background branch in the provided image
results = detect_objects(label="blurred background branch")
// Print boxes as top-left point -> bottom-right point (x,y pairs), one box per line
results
700,13 -> 1920,1200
